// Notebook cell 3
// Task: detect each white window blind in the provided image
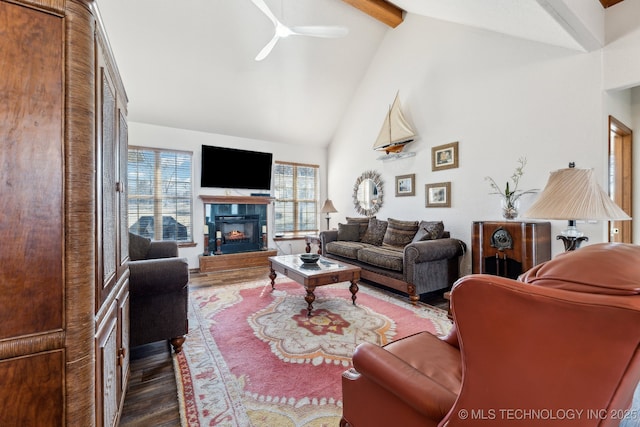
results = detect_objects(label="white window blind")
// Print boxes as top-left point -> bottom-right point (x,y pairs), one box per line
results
128,147 -> 193,242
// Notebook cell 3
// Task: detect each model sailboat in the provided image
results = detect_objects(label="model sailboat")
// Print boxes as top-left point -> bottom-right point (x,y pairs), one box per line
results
373,92 -> 416,160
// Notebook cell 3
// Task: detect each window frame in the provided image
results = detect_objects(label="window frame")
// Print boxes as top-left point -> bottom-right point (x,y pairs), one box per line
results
273,161 -> 319,235
127,146 -> 194,244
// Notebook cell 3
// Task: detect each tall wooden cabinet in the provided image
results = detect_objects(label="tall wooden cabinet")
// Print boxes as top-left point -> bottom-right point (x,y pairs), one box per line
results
95,10 -> 130,427
0,1 -> 129,426
472,221 -> 551,279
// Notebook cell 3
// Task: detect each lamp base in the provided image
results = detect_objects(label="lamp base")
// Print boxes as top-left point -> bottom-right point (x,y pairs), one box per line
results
557,235 -> 588,251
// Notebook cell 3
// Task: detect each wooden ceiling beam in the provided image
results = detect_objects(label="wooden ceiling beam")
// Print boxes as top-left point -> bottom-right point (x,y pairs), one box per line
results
599,0 -> 624,8
342,0 -> 404,28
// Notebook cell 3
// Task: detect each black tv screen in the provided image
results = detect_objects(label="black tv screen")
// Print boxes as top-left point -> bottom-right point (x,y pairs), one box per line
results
201,145 -> 273,190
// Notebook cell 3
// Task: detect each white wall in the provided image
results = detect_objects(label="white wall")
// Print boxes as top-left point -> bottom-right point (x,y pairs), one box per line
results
328,13 -> 611,275
130,2 -> 640,273
632,87 -> 640,243
129,122 -> 327,268
603,0 -> 640,90
604,0 -> 640,244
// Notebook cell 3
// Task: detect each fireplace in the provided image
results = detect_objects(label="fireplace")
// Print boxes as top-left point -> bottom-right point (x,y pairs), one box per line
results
202,196 -> 270,256
214,215 -> 260,253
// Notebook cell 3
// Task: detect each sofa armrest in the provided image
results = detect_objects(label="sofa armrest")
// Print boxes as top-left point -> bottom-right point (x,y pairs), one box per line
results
129,257 -> 189,296
146,240 -> 179,259
319,230 -> 338,255
350,341 -> 458,420
404,238 -> 466,264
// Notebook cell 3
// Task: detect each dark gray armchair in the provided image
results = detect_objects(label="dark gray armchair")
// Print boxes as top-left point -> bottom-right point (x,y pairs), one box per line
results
128,233 -> 189,353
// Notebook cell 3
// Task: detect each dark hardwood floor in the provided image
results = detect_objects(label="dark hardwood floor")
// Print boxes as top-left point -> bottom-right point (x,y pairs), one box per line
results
119,267 -> 272,426
119,341 -> 181,427
119,266 -> 449,426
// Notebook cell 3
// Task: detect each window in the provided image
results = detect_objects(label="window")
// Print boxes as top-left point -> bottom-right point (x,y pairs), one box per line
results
128,147 -> 193,242
273,161 -> 319,234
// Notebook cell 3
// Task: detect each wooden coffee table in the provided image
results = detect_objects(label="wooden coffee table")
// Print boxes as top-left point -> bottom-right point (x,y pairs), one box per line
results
268,254 -> 361,317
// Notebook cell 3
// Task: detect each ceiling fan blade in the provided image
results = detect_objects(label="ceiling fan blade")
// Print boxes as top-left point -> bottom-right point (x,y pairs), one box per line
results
290,26 -> 349,38
255,34 -> 280,61
251,0 -> 278,27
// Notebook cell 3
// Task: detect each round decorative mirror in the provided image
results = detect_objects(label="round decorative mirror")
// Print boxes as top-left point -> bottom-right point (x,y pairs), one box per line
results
353,170 -> 383,216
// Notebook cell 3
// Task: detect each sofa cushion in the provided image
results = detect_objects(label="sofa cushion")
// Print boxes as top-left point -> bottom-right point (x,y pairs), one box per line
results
383,218 -> 419,248
347,216 -> 373,241
357,245 -> 404,272
412,221 -> 445,243
129,232 -> 151,261
338,223 -> 361,242
361,218 -> 388,246
325,241 -> 367,260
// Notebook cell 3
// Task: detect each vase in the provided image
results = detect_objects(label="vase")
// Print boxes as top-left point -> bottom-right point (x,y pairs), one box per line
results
501,198 -> 519,220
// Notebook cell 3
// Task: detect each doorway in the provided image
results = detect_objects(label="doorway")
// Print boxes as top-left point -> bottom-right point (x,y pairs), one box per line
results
608,116 -> 633,243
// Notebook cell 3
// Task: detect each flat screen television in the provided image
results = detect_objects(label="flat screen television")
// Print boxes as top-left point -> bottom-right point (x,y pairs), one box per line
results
201,145 -> 273,190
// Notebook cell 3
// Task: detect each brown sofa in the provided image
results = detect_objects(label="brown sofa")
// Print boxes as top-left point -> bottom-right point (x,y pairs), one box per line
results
320,217 -> 466,303
340,243 -> 640,427
129,233 -> 190,353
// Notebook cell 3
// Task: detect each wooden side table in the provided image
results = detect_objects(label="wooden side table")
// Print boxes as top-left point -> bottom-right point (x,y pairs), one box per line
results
305,235 -> 322,254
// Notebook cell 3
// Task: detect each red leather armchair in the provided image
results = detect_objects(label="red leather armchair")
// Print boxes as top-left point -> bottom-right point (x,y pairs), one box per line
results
340,243 -> 640,427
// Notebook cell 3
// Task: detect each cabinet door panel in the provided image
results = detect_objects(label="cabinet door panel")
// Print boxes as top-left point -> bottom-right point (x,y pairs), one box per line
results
101,68 -> 118,289
118,282 -> 130,397
96,302 -> 119,427
118,110 -> 129,269
0,351 -> 64,426
0,1 -> 64,338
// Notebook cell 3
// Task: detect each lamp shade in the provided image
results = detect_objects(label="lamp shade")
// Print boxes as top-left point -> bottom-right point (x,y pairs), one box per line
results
320,199 -> 338,214
523,168 -> 631,221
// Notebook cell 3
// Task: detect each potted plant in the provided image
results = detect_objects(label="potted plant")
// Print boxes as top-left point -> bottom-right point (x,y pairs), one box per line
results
485,157 -> 538,220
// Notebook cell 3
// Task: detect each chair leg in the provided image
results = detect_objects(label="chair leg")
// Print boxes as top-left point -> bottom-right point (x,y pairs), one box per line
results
170,336 -> 186,353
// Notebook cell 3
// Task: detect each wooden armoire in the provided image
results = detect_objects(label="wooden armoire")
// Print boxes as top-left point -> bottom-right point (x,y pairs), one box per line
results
0,1 -> 130,426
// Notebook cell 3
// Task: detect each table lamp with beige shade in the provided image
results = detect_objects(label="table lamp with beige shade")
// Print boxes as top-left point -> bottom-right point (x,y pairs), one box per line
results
523,163 -> 631,251
320,199 -> 338,230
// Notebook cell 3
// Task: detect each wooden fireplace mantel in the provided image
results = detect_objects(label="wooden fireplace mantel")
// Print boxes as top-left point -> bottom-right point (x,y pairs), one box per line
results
200,195 -> 274,205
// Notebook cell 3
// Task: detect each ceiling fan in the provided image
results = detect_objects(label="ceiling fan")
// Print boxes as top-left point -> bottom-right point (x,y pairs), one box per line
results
251,0 -> 349,61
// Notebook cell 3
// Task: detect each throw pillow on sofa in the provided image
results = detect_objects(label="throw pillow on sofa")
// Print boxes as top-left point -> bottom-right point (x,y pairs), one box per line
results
382,218 -> 419,248
346,216 -> 373,241
129,232 -> 151,260
337,223 -> 361,241
361,218 -> 388,246
411,221 -> 445,243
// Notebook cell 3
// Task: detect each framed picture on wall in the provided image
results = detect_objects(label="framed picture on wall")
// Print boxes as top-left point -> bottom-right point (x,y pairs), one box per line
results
432,141 -> 459,171
425,181 -> 451,208
395,174 -> 415,197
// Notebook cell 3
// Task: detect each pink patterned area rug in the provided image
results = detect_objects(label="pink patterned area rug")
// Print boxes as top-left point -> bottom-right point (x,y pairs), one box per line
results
173,278 -> 452,426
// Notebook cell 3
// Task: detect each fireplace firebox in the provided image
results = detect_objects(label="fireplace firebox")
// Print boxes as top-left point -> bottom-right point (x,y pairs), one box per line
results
214,215 -> 260,253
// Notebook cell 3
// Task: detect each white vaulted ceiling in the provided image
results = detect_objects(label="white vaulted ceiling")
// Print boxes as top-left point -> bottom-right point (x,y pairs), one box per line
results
96,0 -> 608,148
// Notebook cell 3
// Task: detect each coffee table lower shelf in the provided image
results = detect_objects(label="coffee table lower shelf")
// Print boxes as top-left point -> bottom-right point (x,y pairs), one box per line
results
268,254 -> 361,317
